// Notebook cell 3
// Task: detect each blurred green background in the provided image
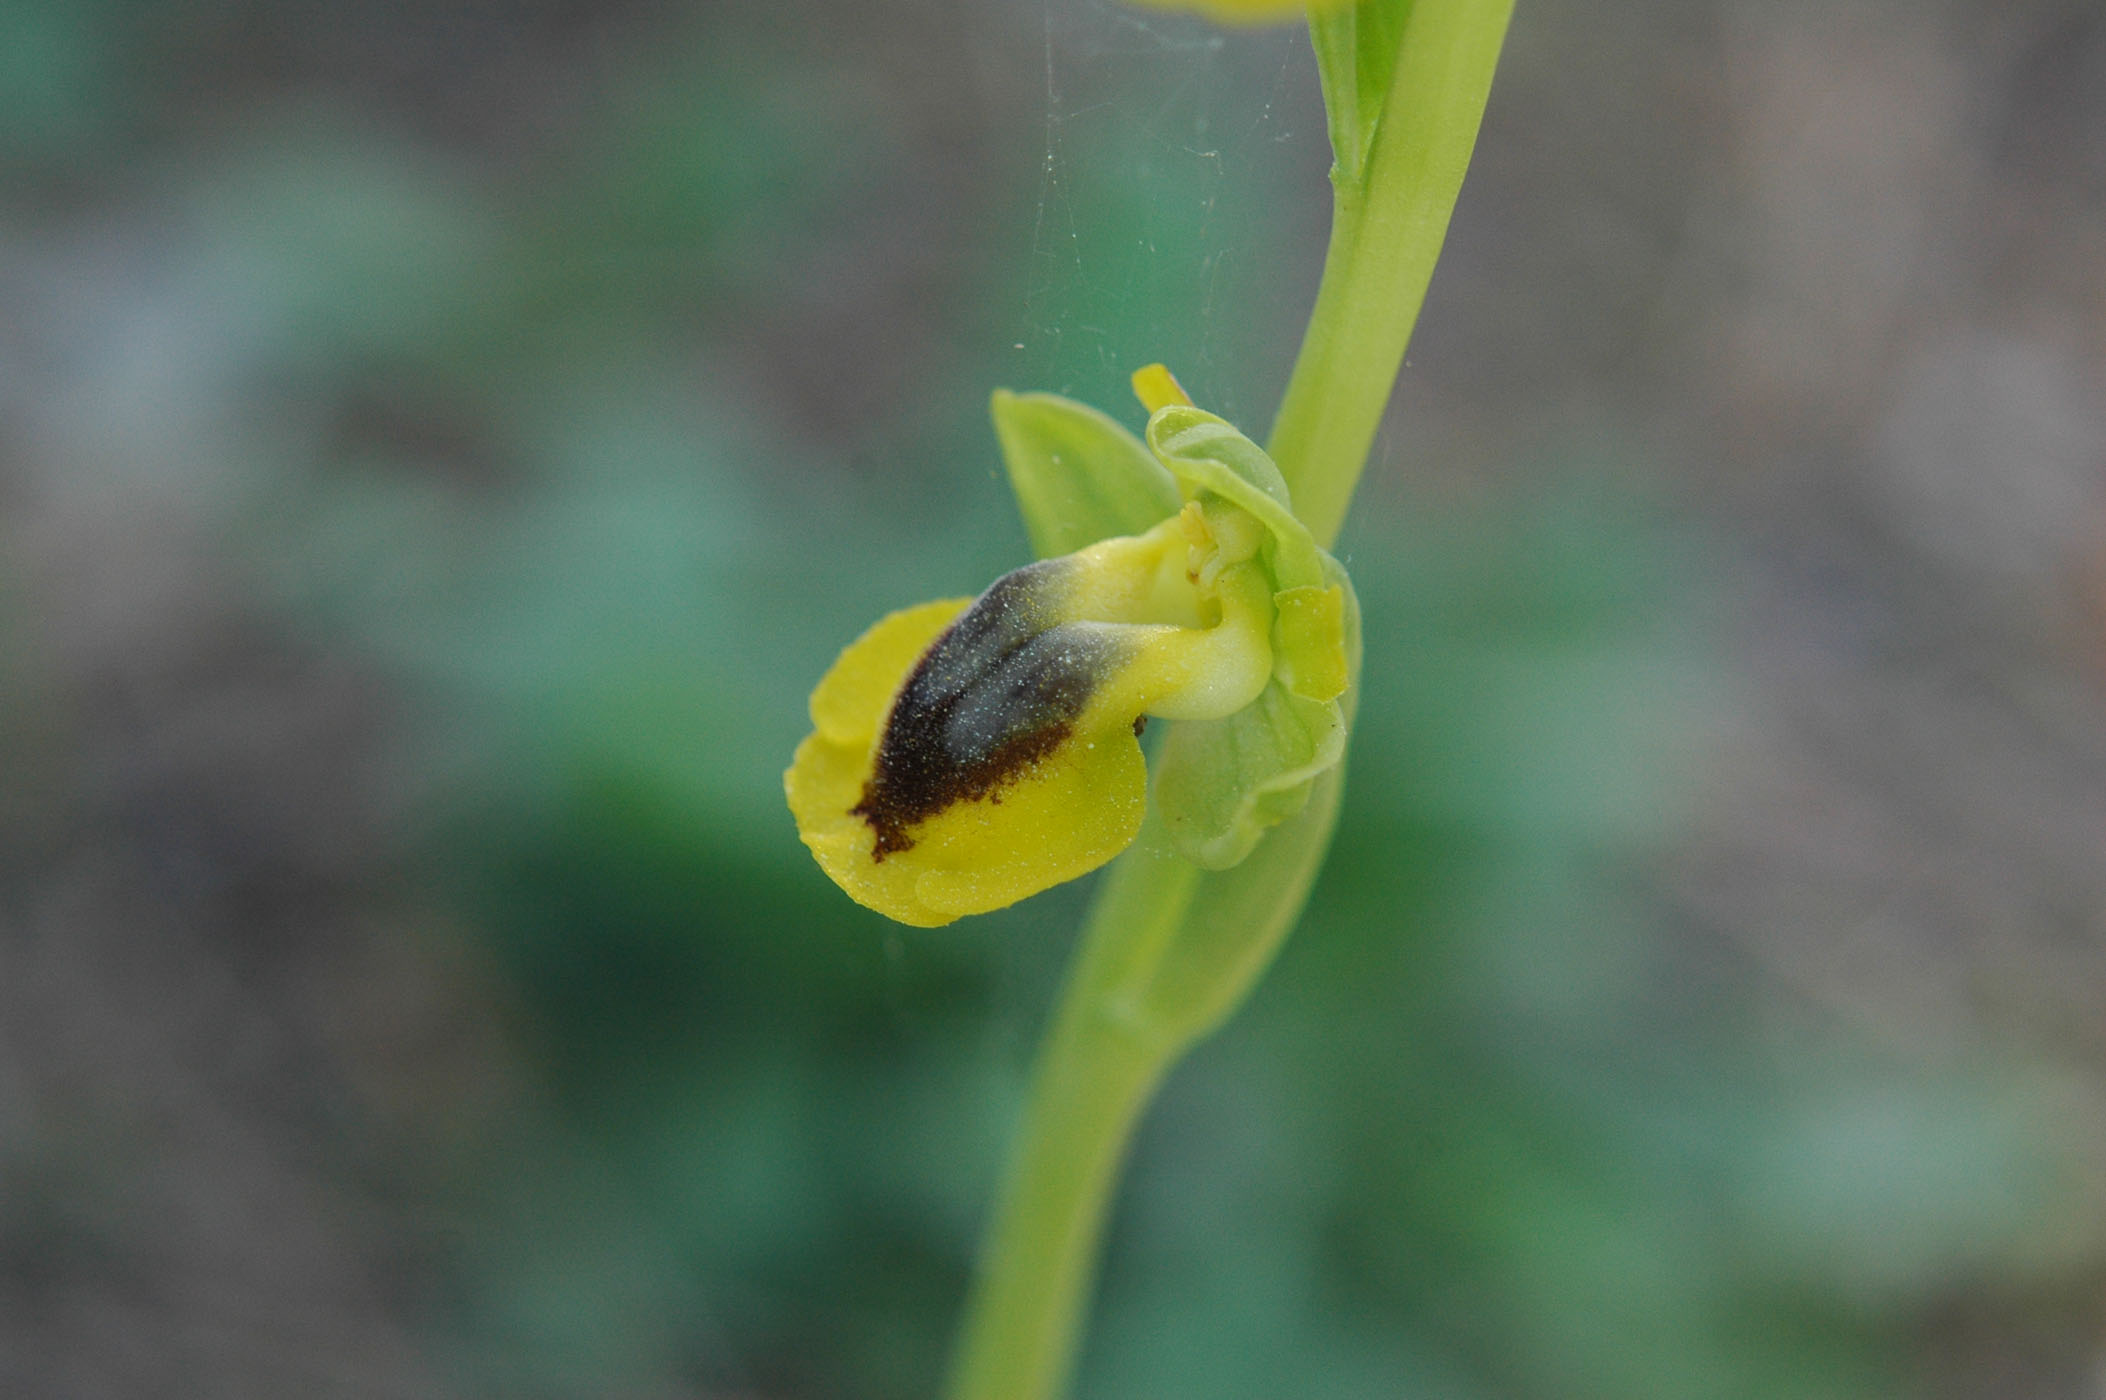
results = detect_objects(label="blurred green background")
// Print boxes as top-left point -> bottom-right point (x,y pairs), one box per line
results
5,1 -> 2106,1396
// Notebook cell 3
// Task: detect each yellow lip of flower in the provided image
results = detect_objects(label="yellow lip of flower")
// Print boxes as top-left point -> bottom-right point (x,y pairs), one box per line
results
785,509 -> 1276,927
1121,0 -> 1351,25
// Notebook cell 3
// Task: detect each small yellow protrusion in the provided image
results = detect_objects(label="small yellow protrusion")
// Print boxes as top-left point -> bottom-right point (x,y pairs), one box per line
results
1131,363 -> 1195,415
1272,584 -> 1349,702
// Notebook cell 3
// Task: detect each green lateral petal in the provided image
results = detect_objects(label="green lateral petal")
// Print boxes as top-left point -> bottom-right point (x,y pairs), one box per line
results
992,390 -> 1182,559
1152,555 -> 1362,869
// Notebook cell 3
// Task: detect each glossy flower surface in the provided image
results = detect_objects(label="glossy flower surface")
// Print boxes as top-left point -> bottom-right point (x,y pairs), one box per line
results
787,374 -> 1354,927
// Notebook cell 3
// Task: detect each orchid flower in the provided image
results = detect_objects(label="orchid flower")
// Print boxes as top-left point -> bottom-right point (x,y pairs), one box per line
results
786,368 -> 1357,927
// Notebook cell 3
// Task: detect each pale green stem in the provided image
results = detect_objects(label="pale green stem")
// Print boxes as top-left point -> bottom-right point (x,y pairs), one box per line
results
944,4 -> 1515,1397
1269,0 -> 1518,548
944,852 -> 1198,1400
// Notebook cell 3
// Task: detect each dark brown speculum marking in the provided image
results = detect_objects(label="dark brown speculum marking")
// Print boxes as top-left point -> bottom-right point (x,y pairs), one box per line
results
852,561 -> 1128,859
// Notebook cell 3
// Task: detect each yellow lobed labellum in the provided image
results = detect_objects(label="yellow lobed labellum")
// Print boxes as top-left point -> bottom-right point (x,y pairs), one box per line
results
786,596 -> 1151,928
789,366 -> 1356,927
785,514 -> 1276,927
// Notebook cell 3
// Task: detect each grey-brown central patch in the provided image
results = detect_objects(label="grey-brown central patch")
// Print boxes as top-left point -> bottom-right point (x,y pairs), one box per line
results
853,561 -> 1127,859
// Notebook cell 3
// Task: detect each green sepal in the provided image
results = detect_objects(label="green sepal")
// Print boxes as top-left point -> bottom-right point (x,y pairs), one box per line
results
992,389 -> 1182,560
1152,554 -> 1361,870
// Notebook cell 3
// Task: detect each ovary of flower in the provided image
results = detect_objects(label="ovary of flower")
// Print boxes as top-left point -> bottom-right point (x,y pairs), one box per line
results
785,508 -> 1276,927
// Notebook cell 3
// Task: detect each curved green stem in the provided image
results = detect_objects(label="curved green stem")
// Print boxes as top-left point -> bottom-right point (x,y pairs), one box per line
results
1270,0 -> 1518,548
944,775 -> 1348,1400
944,852 -> 1197,1400
945,3 -> 1515,1397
